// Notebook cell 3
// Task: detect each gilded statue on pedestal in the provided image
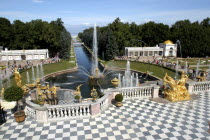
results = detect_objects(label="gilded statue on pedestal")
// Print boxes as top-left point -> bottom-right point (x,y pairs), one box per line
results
163,72 -> 190,102
14,68 -> 22,87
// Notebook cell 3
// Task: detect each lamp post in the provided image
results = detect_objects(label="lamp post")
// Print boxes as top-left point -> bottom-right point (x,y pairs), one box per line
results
176,40 -> 182,58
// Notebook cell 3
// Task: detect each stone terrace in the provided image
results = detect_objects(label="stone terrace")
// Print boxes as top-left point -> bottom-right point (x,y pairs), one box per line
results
0,92 -> 210,140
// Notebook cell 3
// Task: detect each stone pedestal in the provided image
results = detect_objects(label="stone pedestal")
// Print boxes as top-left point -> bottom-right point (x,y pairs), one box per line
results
152,85 -> 160,98
36,108 -> 48,123
90,102 -> 100,116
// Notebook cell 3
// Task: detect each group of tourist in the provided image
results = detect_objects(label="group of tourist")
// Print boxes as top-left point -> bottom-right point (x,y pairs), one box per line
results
0,57 -> 60,80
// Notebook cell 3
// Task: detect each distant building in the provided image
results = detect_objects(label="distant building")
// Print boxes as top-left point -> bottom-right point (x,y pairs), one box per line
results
125,40 -> 177,58
0,47 -> 49,61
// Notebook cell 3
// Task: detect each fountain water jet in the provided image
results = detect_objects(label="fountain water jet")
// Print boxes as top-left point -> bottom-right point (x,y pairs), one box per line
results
91,24 -> 98,77
32,66 -> 35,81
26,72 -> 30,83
36,64 -> 40,79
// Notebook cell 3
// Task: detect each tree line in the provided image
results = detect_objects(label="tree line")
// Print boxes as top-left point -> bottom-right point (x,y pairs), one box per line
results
78,17 -> 210,60
0,17 -> 71,60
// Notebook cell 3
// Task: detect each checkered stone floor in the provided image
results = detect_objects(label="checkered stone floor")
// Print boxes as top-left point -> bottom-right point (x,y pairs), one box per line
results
1,92 -> 210,140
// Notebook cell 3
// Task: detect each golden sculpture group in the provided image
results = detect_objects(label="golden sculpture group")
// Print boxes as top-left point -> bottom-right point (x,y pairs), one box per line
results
163,72 -> 190,102
13,68 -> 58,105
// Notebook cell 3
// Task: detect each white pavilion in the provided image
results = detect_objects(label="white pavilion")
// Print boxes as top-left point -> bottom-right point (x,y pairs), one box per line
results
0,47 -> 49,61
125,40 -> 177,58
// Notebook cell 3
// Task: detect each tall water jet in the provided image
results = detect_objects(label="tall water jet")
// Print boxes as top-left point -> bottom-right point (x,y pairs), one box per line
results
185,61 -> 188,74
195,59 -> 200,77
32,66 -> 35,81
124,61 -> 131,87
207,65 -> 210,81
26,72 -> 30,83
174,60 -> 178,80
118,73 -> 121,88
91,23 -> 98,77
36,64 -> 40,79
6,63 -> 10,87
135,73 -> 139,87
40,63 -> 44,78
0,70 -> 2,88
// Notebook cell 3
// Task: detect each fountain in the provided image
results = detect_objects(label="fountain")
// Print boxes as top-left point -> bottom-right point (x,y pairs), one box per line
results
207,65 -> 210,81
117,61 -> 140,87
26,72 -> 30,84
5,63 -> 10,87
91,23 -> 98,77
196,59 -> 200,77
174,60 -> 179,80
32,66 -> 35,81
185,61 -> 188,74
40,63 -> 44,78
36,64 -> 40,79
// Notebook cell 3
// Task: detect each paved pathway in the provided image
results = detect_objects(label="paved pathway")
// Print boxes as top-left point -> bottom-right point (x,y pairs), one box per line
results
0,92 -> 210,140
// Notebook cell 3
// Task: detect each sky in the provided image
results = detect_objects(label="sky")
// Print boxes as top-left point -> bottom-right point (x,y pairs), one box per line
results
0,0 -> 210,36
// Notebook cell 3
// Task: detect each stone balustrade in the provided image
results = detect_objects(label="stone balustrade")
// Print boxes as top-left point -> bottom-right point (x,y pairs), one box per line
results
47,103 -> 91,122
187,81 -> 210,93
120,85 -> 159,98
25,85 -> 159,123
98,93 -> 109,112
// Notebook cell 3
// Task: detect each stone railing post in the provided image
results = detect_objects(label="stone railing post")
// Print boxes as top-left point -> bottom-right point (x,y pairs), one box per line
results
36,107 -> 48,123
186,82 -> 194,93
90,102 -> 101,118
152,85 -> 160,98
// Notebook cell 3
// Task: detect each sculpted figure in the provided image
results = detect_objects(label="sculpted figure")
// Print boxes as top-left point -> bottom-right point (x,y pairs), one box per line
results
14,68 -> 22,87
163,72 -> 190,102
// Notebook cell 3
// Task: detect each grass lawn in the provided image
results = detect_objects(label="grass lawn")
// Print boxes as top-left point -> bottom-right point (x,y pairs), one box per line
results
3,60 -> 76,88
103,60 -> 181,79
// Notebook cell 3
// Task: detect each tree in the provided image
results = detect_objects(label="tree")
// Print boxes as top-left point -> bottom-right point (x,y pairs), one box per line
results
4,86 -> 24,111
0,18 -> 12,47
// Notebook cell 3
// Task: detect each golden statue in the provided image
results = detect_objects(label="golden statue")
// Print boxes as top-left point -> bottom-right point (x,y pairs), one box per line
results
1,88 -> 4,99
50,86 -> 57,95
14,68 -> 22,87
163,72 -> 190,102
75,84 -> 82,95
90,87 -> 98,101
95,68 -> 99,78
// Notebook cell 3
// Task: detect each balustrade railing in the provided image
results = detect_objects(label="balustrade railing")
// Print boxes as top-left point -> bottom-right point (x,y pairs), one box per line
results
192,81 -> 210,92
98,93 -> 109,112
25,85 -> 159,123
120,86 -> 153,98
47,103 -> 91,122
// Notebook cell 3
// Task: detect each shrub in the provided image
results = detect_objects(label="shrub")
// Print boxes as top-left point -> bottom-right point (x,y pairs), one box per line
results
4,86 -> 24,102
74,95 -> 80,100
115,94 -> 123,102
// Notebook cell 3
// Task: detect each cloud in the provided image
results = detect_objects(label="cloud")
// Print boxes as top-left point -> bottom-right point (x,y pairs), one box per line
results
32,0 -> 45,3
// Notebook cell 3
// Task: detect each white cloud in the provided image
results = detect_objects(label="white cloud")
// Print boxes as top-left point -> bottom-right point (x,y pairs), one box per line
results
32,0 -> 45,3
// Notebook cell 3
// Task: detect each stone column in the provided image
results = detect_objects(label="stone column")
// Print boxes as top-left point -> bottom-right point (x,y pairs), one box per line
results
152,85 -> 160,98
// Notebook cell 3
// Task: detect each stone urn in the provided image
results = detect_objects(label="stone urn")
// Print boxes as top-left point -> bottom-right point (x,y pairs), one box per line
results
111,77 -> 119,87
